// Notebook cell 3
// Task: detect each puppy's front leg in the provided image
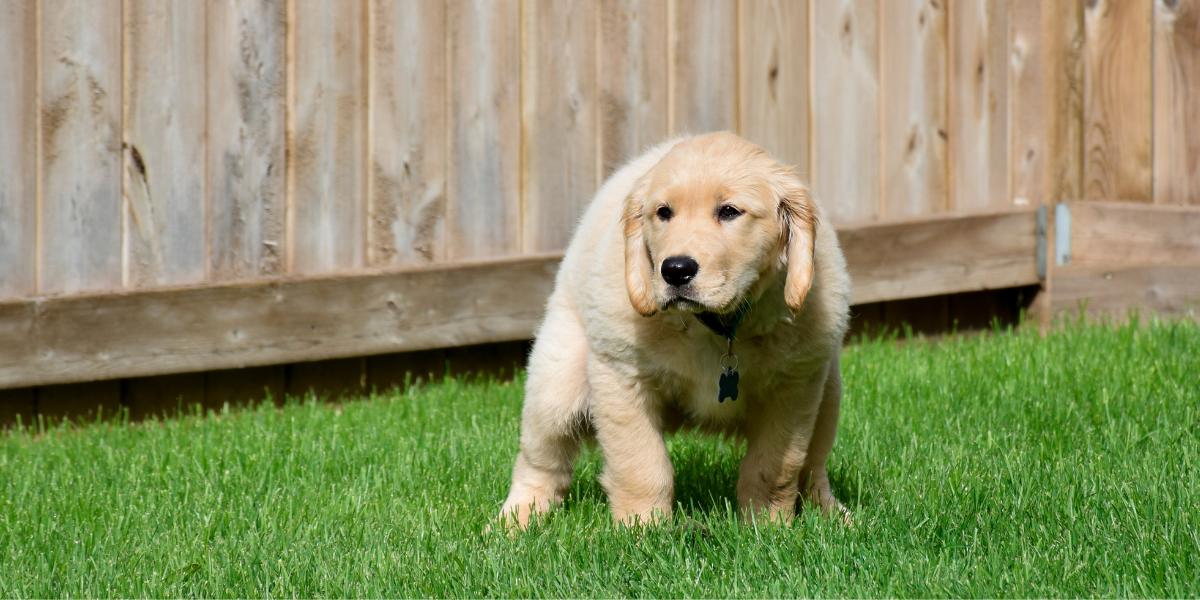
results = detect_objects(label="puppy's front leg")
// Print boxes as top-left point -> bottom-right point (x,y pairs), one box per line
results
589,358 -> 673,526
737,369 -> 828,523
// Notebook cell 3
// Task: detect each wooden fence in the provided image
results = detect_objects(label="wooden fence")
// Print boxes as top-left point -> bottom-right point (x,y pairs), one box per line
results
1,0 -> 1197,395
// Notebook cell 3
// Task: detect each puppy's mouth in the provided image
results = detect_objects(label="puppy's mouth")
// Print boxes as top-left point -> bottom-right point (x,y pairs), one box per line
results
663,296 -> 706,313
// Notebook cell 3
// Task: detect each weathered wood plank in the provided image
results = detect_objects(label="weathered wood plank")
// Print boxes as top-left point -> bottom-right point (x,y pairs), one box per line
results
812,0 -> 880,224
738,0 -> 809,176
1153,0 -> 1200,205
123,0 -> 207,287
598,0 -> 668,178
1083,0 -> 1153,202
0,209 -> 1046,389
522,0 -> 597,253
1010,0 -> 1084,206
0,256 -> 562,389
671,0 -> 736,134
1065,202 -> 1200,267
40,0 -> 123,294
949,0 -> 1010,212
207,0 -> 287,280
1051,264 -> 1200,318
368,0 -> 446,266
289,0 -> 366,274
880,0 -> 949,218
0,0 -> 37,299
840,209 -> 1041,304
446,0 -> 521,259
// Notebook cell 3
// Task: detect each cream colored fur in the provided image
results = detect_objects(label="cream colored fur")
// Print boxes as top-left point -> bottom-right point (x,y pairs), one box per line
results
500,132 -> 852,527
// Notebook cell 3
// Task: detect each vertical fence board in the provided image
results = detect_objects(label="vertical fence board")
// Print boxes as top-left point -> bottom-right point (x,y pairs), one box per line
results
1010,0 -> 1084,206
522,0 -> 597,253
286,357 -> 366,400
1153,0 -> 1200,205
123,372 -> 206,420
207,0 -> 287,280
812,0 -> 880,224
881,0 -> 948,218
671,0 -> 736,134
36,380 -> 122,423
369,0 -> 446,266
290,0 -> 366,274
124,0 -> 207,287
738,0 -> 809,177
0,0 -> 37,299
598,0 -> 668,178
950,0 -> 1010,212
1083,0 -> 1152,202
40,0 -> 123,294
205,365 -> 286,409
447,0 -> 521,260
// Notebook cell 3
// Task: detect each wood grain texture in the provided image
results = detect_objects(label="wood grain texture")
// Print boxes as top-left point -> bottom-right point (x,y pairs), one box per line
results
881,0 -> 949,218
949,0 -> 1010,212
1010,0 -> 1084,206
123,0 -> 207,287
598,0 -> 668,177
447,0 -> 521,259
812,0 -> 880,224
522,0 -> 597,253
1066,202 -> 1200,267
0,209 -> 1047,389
1153,0 -> 1200,205
290,0 -> 366,274
738,0 -> 809,176
0,0 -> 37,299
840,209 -> 1041,304
671,0 -> 736,134
1083,0 -> 1152,202
1051,264 -> 1200,318
369,0 -> 446,266
0,256 -> 561,389
207,0 -> 287,280
40,0 -> 123,294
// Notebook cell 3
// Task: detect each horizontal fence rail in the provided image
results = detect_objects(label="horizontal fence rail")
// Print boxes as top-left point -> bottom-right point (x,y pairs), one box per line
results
0,209 -> 1042,389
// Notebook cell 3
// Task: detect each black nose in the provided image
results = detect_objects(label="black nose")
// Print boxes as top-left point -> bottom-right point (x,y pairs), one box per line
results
661,256 -> 699,287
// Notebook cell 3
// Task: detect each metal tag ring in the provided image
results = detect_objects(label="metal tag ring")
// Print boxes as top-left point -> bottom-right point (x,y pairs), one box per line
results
720,353 -> 739,371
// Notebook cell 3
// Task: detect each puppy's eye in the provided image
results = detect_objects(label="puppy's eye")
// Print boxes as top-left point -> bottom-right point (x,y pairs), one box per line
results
656,205 -> 673,221
717,204 -> 743,222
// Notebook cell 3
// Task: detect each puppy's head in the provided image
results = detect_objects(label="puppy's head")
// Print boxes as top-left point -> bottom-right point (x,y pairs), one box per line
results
623,132 -> 816,317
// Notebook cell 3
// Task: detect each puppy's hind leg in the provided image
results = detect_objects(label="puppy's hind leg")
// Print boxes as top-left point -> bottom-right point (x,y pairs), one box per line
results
499,301 -> 590,529
800,354 -> 852,524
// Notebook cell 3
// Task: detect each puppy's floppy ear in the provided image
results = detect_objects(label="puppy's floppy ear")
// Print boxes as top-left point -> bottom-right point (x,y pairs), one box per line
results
776,170 -> 817,312
623,175 -> 658,316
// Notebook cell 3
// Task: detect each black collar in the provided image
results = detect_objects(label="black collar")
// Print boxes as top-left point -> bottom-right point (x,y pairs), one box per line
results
694,303 -> 751,341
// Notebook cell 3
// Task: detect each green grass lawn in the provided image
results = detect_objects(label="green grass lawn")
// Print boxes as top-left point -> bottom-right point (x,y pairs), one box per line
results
1,319 -> 1197,597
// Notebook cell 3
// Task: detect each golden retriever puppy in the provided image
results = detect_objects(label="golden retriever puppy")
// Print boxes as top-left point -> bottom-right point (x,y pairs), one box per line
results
500,132 -> 851,527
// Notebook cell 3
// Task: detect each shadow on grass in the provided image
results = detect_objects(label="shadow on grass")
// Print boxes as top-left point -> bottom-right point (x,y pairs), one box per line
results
560,437 -> 876,520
